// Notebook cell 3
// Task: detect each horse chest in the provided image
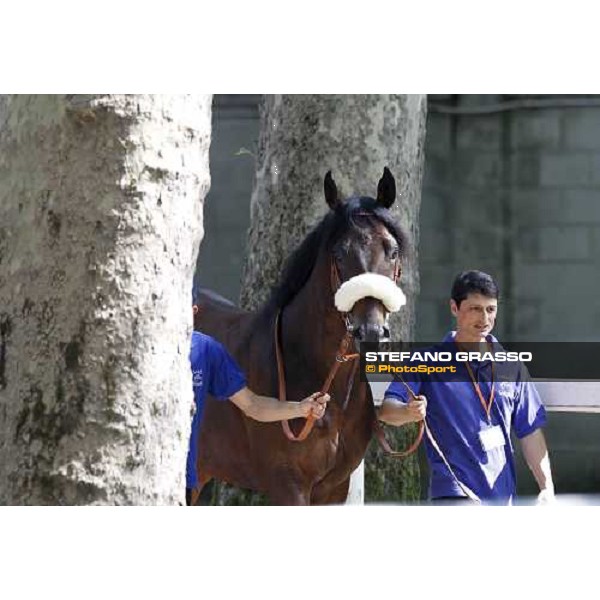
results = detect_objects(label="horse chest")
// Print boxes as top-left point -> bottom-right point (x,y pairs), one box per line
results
312,393 -> 373,469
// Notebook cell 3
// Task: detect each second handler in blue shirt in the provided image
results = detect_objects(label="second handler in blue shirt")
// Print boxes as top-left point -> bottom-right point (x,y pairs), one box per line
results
187,300 -> 330,505
379,270 -> 555,505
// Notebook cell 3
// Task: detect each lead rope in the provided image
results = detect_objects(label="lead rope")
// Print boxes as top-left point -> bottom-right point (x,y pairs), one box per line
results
275,310 -> 359,442
368,258 -> 424,459
387,376 -> 481,504
372,419 -> 425,459
424,422 -> 481,504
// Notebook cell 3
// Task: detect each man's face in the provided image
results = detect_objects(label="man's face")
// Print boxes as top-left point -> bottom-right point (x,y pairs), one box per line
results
450,293 -> 498,342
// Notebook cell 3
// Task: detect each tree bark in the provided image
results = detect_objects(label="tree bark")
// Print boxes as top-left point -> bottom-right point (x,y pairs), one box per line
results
0,94 -> 211,505
217,94 -> 427,504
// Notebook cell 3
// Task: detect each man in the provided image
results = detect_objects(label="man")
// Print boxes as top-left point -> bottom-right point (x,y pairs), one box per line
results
378,270 -> 554,505
186,303 -> 330,505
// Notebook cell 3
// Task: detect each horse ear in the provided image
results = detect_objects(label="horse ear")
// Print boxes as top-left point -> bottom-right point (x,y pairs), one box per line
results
376,167 -> 396,208
324,171 -> 339,210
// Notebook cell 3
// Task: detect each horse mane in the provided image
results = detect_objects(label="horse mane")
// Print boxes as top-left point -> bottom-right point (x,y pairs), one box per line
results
264,196 -> 406,313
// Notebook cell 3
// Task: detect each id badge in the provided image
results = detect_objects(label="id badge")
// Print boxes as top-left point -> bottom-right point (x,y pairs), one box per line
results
478,425 -> 505,452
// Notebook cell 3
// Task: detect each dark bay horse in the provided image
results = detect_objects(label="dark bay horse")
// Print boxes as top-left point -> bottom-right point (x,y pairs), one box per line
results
194,167 -> 406,505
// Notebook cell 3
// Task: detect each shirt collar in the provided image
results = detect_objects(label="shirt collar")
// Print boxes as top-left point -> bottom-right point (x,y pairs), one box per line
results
442,330 -> 499,344
442,331 -> 501,365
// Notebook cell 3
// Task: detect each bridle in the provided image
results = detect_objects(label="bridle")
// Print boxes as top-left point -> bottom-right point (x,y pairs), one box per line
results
274,257 -> 360,442
274,306 -> 359,442
275,244 -> 424,459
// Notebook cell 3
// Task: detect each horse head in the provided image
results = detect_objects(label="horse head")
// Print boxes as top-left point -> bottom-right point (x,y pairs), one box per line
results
324,167 -> 406,347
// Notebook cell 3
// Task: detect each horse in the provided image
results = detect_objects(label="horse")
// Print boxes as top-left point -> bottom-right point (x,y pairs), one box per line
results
194,167 -> 407,505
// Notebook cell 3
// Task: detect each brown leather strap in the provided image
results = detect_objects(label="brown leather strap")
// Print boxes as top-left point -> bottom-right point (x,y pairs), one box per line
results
321,332 -> 359,391
276,255 -> 398,443
373,374 -> 424,458
342,360 -> 359,412
373,419 -> 425,458
275,311 -> 317,441
275,311 -> 359,442
331,258 -> 342,292
331,256 -> 401,291
393,260 -> 401,284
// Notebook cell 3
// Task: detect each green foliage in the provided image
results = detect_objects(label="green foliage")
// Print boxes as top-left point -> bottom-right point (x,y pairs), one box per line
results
210,481 -> 269,506
365,423 -> 421,504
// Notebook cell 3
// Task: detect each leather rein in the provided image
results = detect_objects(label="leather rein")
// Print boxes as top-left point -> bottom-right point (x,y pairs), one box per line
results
275,310 -> 359,441
274,257 -> 424,459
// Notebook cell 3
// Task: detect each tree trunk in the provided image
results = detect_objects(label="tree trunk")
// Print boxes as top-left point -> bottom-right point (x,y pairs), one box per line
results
0,94 -> 212,505
216,94 -> 427,504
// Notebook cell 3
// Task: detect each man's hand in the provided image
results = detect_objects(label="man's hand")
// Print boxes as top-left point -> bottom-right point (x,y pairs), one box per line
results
300,392 -> 330,420
520,429 -> 554,503
406,395 -> 427,423
536,488 -> 556,505
378,394 -> 427,426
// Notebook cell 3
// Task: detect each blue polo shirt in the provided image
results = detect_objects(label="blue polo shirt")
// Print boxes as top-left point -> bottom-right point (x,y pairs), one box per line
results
385,332 -> 547,503
186,331 -> 246,489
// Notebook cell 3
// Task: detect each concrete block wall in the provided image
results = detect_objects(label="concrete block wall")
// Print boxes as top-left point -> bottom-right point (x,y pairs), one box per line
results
418,94 -> 600,343
194,95 -> 260,303
419,95 -> 509,340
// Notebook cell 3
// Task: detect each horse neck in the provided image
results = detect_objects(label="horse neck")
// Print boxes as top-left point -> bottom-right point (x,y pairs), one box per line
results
280,262 -> 369,414
280,256 -> 348,367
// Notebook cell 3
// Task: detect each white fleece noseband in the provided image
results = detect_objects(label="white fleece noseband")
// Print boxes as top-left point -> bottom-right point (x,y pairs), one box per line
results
334,273 -> 406,313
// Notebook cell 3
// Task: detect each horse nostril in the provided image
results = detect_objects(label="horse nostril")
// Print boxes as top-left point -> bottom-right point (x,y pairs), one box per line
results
355,324 -> 383,343
354,323 -> 390,342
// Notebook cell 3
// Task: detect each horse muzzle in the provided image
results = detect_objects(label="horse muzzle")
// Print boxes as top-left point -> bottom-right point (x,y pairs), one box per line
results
351,321 -> 391,344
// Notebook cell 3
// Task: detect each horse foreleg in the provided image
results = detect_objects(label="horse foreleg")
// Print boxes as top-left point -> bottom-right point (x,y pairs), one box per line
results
189,473 -> 214,506
264,470 -> 311,505
310,478 -> 351,505
269,488 -> 310,505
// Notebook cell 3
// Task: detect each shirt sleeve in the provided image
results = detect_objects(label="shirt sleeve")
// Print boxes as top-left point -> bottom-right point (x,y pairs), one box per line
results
384,377 -> 422,403
206,338 -> 247,400
512,365 -> 547,439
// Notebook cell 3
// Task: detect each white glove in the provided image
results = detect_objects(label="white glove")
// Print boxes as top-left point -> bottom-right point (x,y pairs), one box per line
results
536,488 -> 556,505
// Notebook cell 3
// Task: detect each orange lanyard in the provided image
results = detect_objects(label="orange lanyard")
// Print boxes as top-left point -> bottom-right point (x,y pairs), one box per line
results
464,359 -> 495,421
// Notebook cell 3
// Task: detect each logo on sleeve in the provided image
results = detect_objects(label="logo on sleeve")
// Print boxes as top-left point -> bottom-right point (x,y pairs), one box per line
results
192,369 -> 204,388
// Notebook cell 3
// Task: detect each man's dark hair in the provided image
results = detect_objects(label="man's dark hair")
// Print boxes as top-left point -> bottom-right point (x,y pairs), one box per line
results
451,270 -> 499,307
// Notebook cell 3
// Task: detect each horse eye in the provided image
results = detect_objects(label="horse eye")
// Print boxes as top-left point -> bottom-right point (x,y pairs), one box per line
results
389,249 -> 398,260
